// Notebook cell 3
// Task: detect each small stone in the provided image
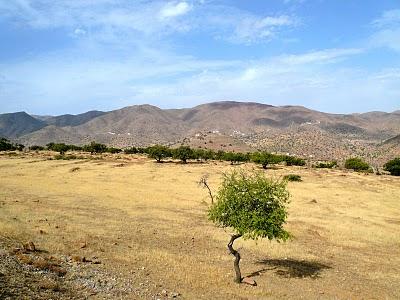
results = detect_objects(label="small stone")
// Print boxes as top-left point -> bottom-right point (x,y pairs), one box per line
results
80,242 -> 87,249
242,277 -> 257,286
23,241 -> 36,252
171,292 -> 180,298
162,289 -> 168,295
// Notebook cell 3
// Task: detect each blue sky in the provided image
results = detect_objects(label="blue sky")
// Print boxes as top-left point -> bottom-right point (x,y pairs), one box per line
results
0,0 -> 399,115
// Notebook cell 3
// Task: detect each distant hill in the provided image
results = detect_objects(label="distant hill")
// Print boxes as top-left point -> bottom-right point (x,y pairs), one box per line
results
42,110 -> 106,127
0,112 -> 46,138
1,101 -> 399,164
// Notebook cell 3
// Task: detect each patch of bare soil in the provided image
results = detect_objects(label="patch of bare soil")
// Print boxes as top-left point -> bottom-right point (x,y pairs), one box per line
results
0,237 -> 174,299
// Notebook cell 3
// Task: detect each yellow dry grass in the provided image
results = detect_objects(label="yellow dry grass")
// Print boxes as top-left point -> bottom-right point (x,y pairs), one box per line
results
0,153 -> 399,299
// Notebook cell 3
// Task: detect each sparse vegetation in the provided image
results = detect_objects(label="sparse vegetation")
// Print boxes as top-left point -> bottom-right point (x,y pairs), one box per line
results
147,145 -> 172,163
173,146 -> 195,163
345,157 -> 371,172
251,152 -> 281,169
384,157 -> 400,176
29,145 -> 45,151
283,174 -> 302,182
315,161 -> 337,168
208,170 -> 290,284
83,141 -> 108,154
0,138 -> 24,151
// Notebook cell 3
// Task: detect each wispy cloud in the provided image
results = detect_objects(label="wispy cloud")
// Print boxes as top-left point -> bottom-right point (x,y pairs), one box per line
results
0,0 -> 298,45
370,9 -> 400,52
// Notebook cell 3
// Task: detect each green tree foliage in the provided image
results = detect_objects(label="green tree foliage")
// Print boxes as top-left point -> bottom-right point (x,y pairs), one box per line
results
384,157 -> 400,176
283,174 -> 302,182
29,145 -> 45,151
124,147 -> 138,154
46,143 -> 70,154
147,145 -> 171,162
315,161 -> 337,168
281,155 -> 306,166
251,152 -> 282,169
208,170 -> 290,283
107,147 -> 122,154
173,146 -> 195,163
223,152 -> 249,165
83,142 -> 107,154
0,138 -> 24,151
344,157 -> 370,171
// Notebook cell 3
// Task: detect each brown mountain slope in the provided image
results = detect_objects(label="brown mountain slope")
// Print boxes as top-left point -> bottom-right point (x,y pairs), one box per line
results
0,112 -> 47,138
8,101 -> 400,164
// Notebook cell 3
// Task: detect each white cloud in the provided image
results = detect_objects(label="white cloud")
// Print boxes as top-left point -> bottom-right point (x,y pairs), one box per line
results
371,9 -> 400,28
159,2 -> 191,18
370,9 -> 400,52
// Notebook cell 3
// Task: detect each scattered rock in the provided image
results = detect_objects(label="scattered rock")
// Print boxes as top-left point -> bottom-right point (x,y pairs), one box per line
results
171,292 -> 180,298
80,242 -> 87,249
242,277 -> 257,286
309,199 -> 318,204
23,241 -> 36,252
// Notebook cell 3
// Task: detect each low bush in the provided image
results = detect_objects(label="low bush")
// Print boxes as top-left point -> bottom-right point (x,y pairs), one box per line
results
315,161 -> 337,168
0,138 -> 24,151
283,174 -> 302,182
344,157 -> 370,172
29,145 -> 45,151
384,157 -> 400,176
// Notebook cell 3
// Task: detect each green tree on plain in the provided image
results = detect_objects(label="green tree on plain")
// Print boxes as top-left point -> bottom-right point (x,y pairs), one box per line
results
147,145 -> 171,162
173,146 -> 194,163
208,170 -> 291,284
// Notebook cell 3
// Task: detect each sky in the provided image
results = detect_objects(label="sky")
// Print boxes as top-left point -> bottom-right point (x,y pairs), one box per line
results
0,0 -> 399,115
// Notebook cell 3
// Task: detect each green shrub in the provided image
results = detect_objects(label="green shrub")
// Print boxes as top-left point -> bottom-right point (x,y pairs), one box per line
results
29,145 -> 45,151
251,152 -> 282,169
345,157 -> 370,172
315,161 -> 337,168
0,138 -> 24,151
124,147 -> 138,154
223,152 -> 249,165
384,158 -> 400,176
208,169 -> 290,283
107,147 -> 122,154
281,155 -> 306,166
147,145 -> 171,162
172,146 -> 195,163
283,174 -> 302,182
83,142 -> 107,154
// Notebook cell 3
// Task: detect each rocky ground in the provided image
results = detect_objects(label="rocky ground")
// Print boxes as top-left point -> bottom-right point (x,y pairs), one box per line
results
0,237 -> 180,299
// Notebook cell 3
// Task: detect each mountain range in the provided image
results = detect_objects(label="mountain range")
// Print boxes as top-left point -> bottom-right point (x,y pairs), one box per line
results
1,101 -> 399,164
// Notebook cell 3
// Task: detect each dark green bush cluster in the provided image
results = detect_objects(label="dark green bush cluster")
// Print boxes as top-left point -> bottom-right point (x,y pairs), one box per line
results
251,152 -> 305,169
315,161 -> 338,168
46,142 -> 122,155
384,157 -> 400,176
344,157 -> 371,172
29,145 -> 45,151
0,138 -> 24,151
283,174 -> 302,182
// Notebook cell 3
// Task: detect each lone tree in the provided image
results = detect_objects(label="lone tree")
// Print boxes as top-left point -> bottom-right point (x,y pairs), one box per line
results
208,170 -> 290,284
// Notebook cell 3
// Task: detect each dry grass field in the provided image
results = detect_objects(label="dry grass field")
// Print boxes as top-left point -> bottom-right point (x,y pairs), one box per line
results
0,152 -> 399,299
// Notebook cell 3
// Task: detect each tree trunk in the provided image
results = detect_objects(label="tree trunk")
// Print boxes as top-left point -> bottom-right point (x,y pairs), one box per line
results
228,234 -> 242,283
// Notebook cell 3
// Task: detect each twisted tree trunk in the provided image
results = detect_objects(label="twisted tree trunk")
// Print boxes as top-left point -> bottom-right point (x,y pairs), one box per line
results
228,234 -> 242,283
